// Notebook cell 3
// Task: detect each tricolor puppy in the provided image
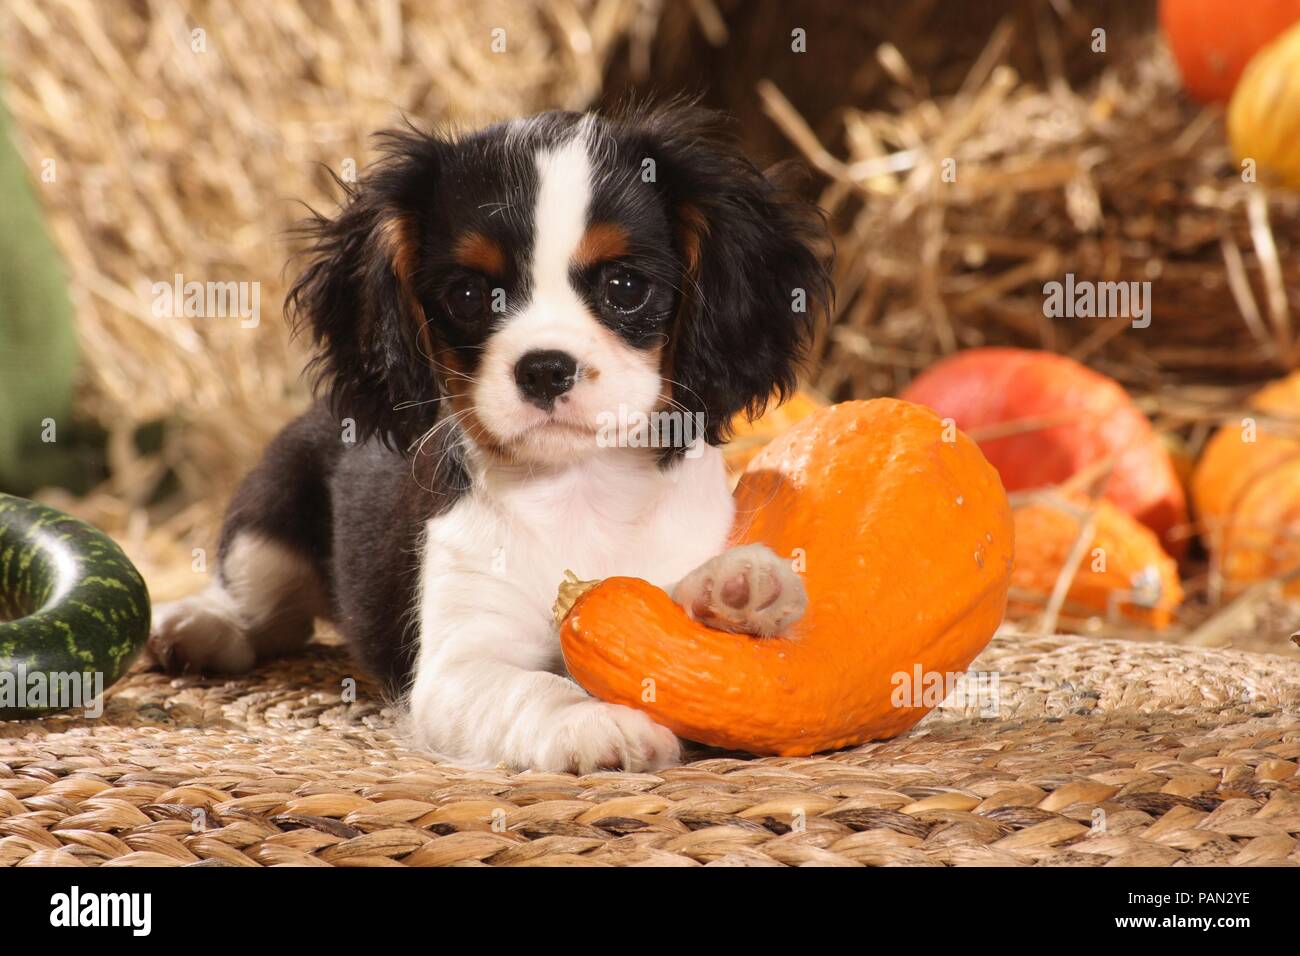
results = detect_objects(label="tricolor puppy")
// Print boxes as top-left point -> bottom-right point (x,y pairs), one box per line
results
149,106 -> 833,772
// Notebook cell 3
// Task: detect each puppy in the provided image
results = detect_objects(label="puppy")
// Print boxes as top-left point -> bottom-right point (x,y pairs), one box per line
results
148,105 -> 833,772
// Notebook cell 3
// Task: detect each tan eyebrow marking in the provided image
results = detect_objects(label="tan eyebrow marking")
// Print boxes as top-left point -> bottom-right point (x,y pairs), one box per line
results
453,231 -> 507,276
573,221 -> 629,269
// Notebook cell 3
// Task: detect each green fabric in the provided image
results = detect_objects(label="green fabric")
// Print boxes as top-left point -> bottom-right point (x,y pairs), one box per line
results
0,81 -> 77,494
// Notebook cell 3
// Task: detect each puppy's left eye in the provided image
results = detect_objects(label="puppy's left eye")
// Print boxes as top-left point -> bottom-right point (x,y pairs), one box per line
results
444,276 -> 489,322
602,267 -> 651,313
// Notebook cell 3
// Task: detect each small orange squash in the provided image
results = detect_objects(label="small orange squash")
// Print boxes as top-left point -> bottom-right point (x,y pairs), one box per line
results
1010,495 -> 1183,629
1192,370 -> 1300,592
557,399 -> 1013,757
723,388 -> 826,473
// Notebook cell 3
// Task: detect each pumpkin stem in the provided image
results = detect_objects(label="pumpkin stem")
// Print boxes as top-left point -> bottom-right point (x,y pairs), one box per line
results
552,570 -> 601,627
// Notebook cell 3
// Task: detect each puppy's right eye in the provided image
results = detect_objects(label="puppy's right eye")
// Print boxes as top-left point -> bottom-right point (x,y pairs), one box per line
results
602,266 -> 652,314
444,277 -> 488,321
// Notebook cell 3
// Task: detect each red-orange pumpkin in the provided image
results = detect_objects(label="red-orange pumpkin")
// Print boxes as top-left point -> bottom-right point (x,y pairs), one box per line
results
1160,0 -> 1300,102
900,348 -> 1188,557
557,399 -> 1013,757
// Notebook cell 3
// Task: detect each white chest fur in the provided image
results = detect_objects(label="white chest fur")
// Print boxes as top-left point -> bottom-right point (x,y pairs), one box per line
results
415,443 -> 734,672
404,442 -> 732,769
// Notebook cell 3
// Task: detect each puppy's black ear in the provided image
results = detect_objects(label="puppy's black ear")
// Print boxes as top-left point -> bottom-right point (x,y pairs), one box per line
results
638,106 -> 832,444
288,130 -> 442,451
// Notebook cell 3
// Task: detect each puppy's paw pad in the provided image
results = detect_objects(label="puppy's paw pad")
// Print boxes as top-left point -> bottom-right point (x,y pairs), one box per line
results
673,543 -> 806,637
540,702 -> 680,775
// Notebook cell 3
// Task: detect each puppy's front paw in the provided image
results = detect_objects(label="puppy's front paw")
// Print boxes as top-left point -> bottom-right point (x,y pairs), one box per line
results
147,594 -> 255,675
537,701 -> 680,775
672,543 -> 806,637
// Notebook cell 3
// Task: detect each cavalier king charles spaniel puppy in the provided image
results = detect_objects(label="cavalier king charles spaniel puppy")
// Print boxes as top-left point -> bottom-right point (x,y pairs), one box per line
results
148,105 -> 833,773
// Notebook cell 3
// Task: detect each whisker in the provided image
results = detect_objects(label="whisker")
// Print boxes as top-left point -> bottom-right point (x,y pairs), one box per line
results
408,407 -> 476,494
394,394 -> 462,411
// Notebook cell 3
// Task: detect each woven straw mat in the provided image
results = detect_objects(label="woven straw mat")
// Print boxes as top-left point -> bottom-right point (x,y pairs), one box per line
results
3,630 -> 1300,867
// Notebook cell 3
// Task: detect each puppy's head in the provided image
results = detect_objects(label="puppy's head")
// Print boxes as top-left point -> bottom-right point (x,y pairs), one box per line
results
289,106 -> 832,463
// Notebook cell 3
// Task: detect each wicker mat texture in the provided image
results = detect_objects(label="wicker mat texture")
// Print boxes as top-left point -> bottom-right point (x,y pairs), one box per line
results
2,631 -> 1300,867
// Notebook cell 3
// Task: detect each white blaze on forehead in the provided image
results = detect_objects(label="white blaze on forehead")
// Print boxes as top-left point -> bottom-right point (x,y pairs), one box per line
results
530,123 -> 592,300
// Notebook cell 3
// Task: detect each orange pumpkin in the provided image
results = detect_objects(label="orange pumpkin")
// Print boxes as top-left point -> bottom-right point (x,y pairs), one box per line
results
723,388 -> 826,473
1160,0 -> 1300,103
900,348 -> 1188,557
557,399 -> 1013,757
1228,21 -> 1300,189
1010,495 -> 1183,629
1192,371 -> 1300,592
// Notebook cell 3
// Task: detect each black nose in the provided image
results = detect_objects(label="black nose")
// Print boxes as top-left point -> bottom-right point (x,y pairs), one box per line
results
514,349 -> 578,409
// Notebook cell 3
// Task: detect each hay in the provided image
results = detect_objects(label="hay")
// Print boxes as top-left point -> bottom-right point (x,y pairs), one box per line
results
762,39 -> 1300,395
0,0 -> 658,601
